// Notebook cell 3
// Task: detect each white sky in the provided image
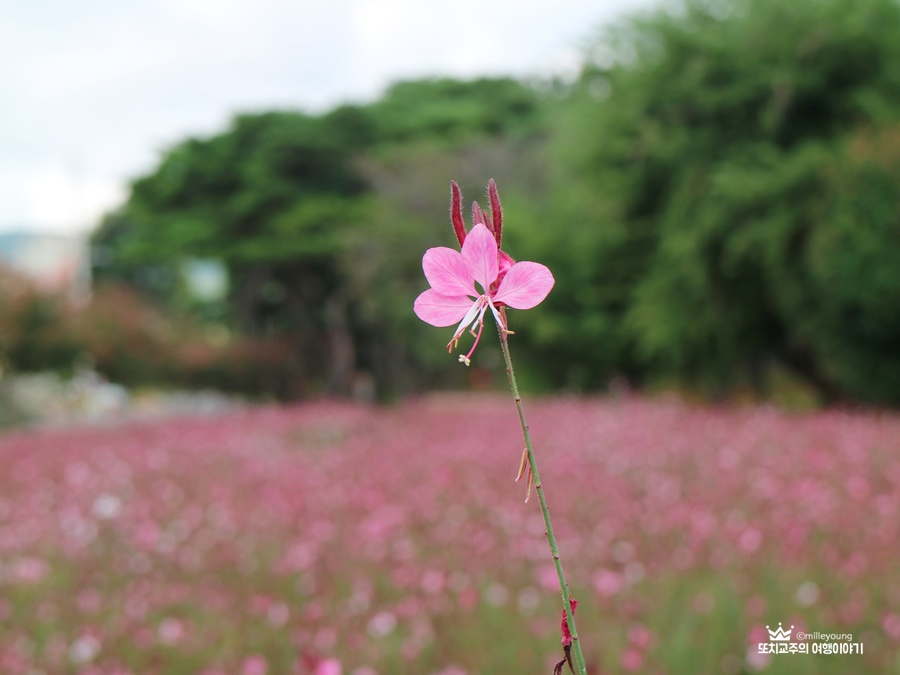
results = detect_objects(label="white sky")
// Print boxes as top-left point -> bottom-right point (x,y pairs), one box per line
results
0,0 -> 657,235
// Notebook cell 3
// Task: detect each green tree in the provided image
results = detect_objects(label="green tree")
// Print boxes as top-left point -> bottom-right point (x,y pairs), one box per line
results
92,111 -> 369,396
368,77 -> 541,145
537,0 -> 900,403
92,77 -> 546,398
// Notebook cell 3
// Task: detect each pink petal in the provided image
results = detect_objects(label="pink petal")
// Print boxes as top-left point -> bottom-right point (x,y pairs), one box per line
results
493,261 -> 554,310
313,660 -> 342,675
461,223 -> 498,293
497,249 -> 515,284
414,290 -> 476,327
422,247 -> 475,297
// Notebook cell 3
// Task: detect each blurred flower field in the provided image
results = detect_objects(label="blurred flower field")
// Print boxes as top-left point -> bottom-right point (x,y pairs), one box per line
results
0,395 -> 898,674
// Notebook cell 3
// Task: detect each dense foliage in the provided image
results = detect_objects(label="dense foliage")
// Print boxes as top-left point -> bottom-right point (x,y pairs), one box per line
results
83,0 -> 900,404
537,0 -> 900,403
91,78 -> 543,399
0,268 -> 293,399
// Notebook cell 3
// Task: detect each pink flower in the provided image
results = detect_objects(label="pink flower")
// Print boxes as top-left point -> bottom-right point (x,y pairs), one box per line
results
620,647 -> 644,672
414,222 -> 553,365
313,659 -> 342,675
240,655 -> 267,675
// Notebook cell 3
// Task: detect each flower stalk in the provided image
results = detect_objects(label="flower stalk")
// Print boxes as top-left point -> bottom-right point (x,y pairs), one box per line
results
414,180 -> 587,673
497,308 -> 587,675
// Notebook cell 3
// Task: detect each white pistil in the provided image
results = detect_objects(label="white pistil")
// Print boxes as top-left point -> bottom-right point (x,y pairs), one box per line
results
448,297 -> 484,352
448,291 -> 505,366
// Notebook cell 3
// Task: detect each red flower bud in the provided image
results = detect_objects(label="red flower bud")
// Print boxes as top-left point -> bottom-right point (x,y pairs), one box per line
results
488,178 -> 503,247
450,180 -> 466,246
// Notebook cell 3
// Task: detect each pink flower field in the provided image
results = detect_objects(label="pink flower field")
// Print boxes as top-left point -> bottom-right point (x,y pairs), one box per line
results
0,395 -> 898,674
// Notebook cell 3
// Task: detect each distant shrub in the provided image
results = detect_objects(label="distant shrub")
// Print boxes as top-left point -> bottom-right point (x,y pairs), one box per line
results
0,264 -> 80,374
68,284 -> 182,384
0,274 -> 299,398
175,334 -> 297,398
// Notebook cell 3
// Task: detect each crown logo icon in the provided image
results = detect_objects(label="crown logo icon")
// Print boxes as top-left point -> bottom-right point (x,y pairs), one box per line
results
766,623 -> 793,641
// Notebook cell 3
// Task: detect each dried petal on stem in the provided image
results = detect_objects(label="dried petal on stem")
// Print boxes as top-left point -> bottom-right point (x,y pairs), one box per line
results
515,446 -> 534,502
450,181 -> 466,246
515,447 -> 529,482
560,598 -> 578,646
488,178 -> 503,247
555,601 -> 578,672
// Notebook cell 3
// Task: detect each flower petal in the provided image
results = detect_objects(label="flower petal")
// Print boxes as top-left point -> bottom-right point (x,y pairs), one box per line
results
414,290 -> 476,327
461,223 -> 498,293
493,261 -> 555,310
422,247 -> 476,297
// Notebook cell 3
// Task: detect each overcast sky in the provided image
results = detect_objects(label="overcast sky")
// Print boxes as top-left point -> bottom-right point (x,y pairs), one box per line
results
1,0 -> 657,235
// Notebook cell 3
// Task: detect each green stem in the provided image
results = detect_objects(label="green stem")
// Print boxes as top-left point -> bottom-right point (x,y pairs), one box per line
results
497,313 -> 588,675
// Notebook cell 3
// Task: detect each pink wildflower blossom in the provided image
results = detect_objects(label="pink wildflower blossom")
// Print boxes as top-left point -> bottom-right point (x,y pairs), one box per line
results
414,208 -> 554,365
313,658 -> 342,675
240,655 -> 267,675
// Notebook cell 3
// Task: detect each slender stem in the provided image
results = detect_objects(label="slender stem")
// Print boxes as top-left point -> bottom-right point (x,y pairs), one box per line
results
496,311 -> 588,675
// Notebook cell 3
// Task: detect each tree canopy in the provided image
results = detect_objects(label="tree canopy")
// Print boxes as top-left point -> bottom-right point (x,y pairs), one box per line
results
92,78 -> 544,398
88,0 -> 900,405
527,0 -> 900,403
